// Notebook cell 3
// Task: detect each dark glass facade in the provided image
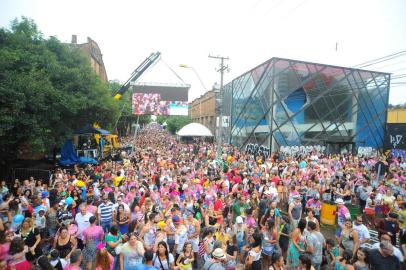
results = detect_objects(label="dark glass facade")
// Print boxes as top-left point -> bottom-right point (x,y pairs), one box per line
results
223,58 -> 391,153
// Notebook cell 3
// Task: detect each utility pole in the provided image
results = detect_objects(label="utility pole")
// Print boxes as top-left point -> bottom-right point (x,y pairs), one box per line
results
209,54 -> 229,153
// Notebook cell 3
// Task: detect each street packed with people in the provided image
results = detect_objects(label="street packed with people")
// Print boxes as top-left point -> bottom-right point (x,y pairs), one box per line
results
1,125 -> 406,270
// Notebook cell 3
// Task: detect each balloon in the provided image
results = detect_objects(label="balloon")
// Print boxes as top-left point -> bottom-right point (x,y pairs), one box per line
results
158,221 -> 167,229
76,180 -> 85,187
65,197 -> 74,205
13,214 -> 24,224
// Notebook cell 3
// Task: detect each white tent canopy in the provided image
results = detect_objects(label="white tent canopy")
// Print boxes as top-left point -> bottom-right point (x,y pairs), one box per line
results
177,122 -> 213,137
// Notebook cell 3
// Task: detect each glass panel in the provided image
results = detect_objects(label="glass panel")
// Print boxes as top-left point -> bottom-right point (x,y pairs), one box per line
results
291,62 -> 310,78
279,121 -> 301,145
224,59 -> 389,149
274,67 -> 302,98
273,101 -> 289,128
306,63 -> 319,74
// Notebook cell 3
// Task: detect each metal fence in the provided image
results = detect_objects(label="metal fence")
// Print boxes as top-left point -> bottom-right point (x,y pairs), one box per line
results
12,168 -> 52,184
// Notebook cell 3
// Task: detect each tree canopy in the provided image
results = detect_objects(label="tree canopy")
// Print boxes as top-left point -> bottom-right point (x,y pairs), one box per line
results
0,17 -> 120,160
157,115 -> 193,134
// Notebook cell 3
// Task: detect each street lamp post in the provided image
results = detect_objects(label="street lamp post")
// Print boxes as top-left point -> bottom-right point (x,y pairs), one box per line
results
179,64 -> 207,126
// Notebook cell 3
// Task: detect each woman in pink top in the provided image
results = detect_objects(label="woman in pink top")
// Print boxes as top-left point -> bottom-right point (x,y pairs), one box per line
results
0,230 -> 12,262
83,216 -> 104,270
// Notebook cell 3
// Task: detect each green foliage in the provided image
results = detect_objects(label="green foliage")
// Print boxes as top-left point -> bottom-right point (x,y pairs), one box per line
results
0,17 -> 119,160
388,103 -> 406,109
158,116 -> 193,134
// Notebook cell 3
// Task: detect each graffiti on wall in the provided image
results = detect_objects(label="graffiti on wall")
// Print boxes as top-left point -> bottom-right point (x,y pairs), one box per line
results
387,149 -> 406,160
390,135 -> 403,149
245,143 -> 270,159
357,147 -> 378,157
384,124 -> 406,150
280,145 -> 326,156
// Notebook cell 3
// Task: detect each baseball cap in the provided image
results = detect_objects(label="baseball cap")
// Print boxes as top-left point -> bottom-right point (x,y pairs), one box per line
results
236,216 -> 244,224
41,191 -> 49,199
172,215 -> 181,224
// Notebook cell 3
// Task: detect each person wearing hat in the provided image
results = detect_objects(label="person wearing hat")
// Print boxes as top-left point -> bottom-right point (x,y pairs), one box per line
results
233,216 -> 248,263
41,191 -> 50,209
173,215 -> 188,258
203,248 -> 226,270
335,198 -> 350,238
35,208 -> 47,238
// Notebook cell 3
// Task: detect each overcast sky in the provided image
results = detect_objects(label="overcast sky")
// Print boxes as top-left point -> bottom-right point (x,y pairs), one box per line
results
1,0 -> 406,104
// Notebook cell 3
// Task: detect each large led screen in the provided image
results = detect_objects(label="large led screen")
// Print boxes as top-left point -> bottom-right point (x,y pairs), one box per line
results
132,93 -> 189,116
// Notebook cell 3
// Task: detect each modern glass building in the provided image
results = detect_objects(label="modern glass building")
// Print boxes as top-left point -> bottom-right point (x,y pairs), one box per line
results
223,58 -> 391,154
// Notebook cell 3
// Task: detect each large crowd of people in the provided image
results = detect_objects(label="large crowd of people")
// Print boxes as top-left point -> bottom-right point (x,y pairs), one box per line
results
0,124 -> 406,270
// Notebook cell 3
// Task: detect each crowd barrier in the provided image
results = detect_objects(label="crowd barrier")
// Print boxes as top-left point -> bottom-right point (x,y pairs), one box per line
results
12,168 -> 52,184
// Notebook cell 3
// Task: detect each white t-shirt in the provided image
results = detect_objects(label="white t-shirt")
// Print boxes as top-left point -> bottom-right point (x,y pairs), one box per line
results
152,253 -> 174,270
353,223 -> 370,247
75,212 -> 93,239
50,258 -> 68,269
223,179 -> 230,191
175,226 -> 188,254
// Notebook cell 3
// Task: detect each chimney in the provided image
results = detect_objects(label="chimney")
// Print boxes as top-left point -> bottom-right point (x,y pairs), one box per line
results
71,35 -> 77,44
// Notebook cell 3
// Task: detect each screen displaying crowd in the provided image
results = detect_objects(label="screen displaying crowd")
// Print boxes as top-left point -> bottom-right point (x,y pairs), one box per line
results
0,124 -> 405,270
132,93 -> 188,116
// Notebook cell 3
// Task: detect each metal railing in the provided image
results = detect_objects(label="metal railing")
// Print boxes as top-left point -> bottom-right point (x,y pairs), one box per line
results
12,168 -> 52,184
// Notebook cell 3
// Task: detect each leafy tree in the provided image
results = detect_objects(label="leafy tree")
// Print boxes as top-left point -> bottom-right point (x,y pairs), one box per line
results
158,116 -> 192,134
0,17 -> 119,161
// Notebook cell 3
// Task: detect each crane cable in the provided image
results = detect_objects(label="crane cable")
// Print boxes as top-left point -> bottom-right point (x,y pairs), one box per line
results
160,57 -> 188,86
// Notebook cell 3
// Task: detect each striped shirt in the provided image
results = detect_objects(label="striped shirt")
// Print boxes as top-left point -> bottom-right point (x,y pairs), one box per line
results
97,202 -> 114,221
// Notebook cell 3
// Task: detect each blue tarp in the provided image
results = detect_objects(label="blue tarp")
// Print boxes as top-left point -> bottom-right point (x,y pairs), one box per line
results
59,140 -> 79,166
59,140 -> 97,166
79,156 -> 97,165
94,128 -> 110,135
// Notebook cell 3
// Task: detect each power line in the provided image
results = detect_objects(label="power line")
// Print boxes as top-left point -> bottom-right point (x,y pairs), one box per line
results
367,59 -> 406,70
357,52 -> 406,69
353,50 -> 406,68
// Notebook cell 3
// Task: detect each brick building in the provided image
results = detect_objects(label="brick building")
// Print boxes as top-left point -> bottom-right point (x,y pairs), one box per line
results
189,90 -> 217,136
71,35 -> 108,82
